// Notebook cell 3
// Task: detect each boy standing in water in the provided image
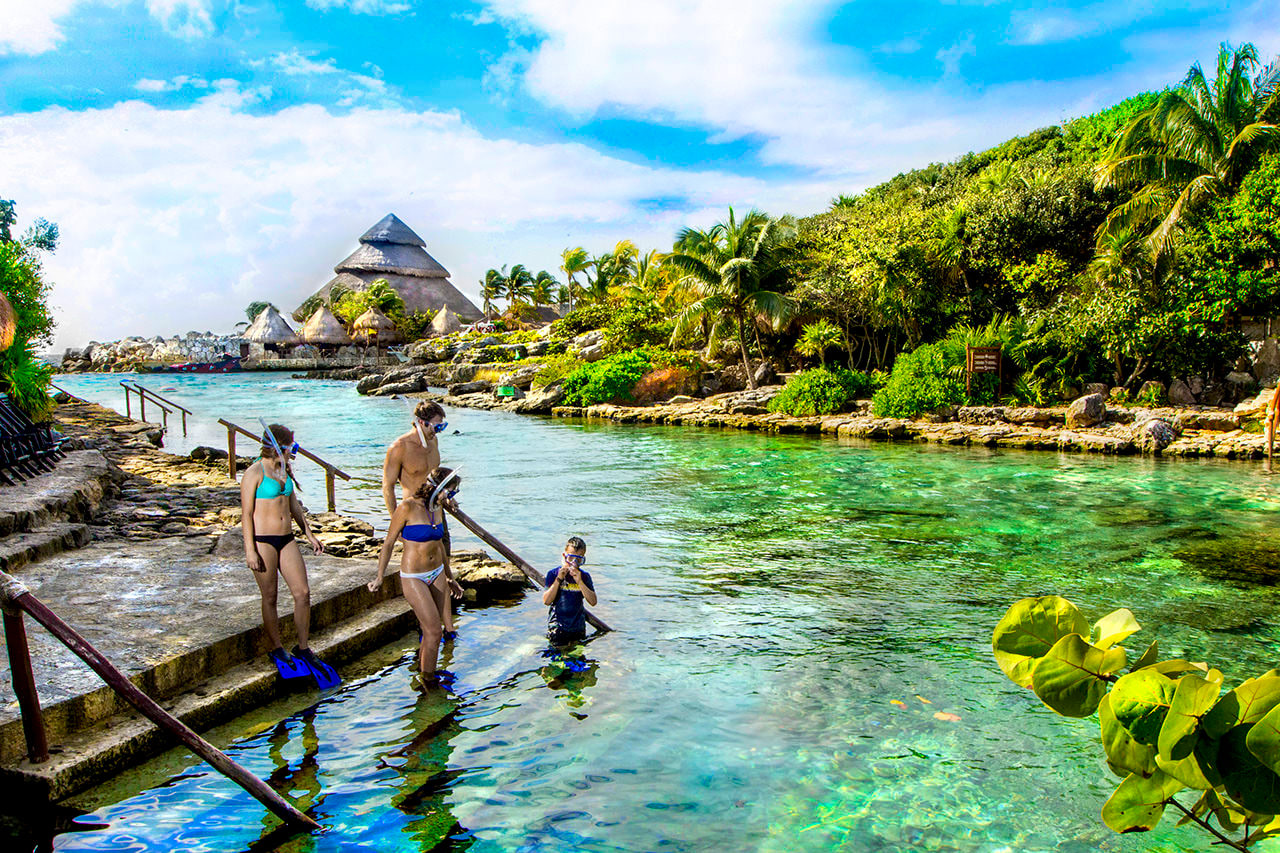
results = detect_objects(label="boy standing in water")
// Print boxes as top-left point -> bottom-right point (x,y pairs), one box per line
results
542,536 -> 597,645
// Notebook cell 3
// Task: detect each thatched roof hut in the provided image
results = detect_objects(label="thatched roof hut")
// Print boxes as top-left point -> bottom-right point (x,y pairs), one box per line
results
301,305 -> 352,346
242,305 -> 301,346
353,306 -> 402,346
296,214 -> 482,321
0,291 -> 14,352
429,307 -> 463,337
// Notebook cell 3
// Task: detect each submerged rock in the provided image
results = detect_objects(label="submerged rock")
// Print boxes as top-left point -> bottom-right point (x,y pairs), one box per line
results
1136,419 -> 1176,454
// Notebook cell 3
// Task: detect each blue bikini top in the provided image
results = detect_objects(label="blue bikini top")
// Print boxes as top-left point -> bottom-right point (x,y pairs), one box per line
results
255,474 -> 294,500
401,520 -> 445,542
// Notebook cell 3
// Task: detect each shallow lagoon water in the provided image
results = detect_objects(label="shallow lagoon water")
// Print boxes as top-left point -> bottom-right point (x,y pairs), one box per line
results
41,373 -> 1280,851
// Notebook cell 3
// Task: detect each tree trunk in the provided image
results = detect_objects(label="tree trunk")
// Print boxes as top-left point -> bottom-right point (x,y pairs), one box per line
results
738,313 -> 756,390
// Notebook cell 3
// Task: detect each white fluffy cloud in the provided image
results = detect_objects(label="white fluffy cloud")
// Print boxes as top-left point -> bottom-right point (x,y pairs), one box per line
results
1,91 -> 819,350
304,0 -> 413,15
0,0 -> 214,55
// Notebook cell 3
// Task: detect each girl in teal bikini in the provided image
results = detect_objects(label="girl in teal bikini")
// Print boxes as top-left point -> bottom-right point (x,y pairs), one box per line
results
369,466 -> 464,683
240,424 -> 330,683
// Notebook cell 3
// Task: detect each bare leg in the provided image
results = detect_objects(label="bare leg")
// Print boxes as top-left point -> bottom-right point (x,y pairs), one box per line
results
431,572 -> 455,634
250,544 -> 284,650
277,542 -> 312,650
402,577 -> 443,674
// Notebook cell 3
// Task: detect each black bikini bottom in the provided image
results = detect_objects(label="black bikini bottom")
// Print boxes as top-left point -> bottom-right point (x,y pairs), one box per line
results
254,533 -> 296,557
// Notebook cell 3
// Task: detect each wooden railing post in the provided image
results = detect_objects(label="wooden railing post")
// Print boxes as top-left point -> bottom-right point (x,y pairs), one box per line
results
326,471 -> 336,513
139,391 -> 146,423
226,425 -> 237,480
181,410 -> 187,437
124,385 -> 132,419
1,606 -> 49,763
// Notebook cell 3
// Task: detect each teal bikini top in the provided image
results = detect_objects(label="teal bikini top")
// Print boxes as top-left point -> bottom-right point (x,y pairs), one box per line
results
255,473 -> 294,500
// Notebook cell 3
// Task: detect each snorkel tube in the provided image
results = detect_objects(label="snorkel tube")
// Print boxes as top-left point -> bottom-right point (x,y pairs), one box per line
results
401,398 -> 429,448
257,417 -> 290,489
428,466 -> 462,511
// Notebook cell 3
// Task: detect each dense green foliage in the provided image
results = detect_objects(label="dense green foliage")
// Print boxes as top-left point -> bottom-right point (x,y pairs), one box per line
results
604,297 -> 673,352
562,350 -> 652,406
871,343 -> 964,417
767,367 -> 870,416
553,303 -> 612,337
245,301 -> 277,322
994,595 -> 1280,849
0,200 -> 57,419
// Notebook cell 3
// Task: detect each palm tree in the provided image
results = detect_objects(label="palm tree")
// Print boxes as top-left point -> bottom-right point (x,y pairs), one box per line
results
480,269 -> 504,319
531,270 -> 558,308
1080,226 -> 1169,387
560,247 -> 591,310
583,240 -> 638,304
795,319 -> 843,368
667,207 -> 796,389
504,264 -> 534,309
1095,42 -> 1280,256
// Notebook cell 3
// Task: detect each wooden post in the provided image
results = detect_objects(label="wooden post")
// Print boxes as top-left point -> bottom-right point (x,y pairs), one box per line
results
124,386 -> 132,419
162,408 -> 169,431
0,572 -> 318,830
325,471 -> 336,513
2,608 -> 49,763
139,391 -> 146,423
181,410 -> 187,437
444,504 -> 612,633
227,426 -> 237,480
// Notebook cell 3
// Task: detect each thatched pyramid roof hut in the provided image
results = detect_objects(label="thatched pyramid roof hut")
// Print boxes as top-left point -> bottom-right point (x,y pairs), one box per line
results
301,305 -> 352,346
0,291 -> 14,352
353,306 -> 402,345
243,305 -> 301,346
297,214 -> 482,322
429,306 -> 463,337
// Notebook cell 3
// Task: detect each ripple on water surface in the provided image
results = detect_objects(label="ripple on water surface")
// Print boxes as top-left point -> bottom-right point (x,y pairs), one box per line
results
42,373 -> 1280,852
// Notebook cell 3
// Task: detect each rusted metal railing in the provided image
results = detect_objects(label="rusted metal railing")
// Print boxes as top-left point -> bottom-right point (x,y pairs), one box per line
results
0,571 -> 318,830
218,419 -> 350,512
121,381 -> 192,436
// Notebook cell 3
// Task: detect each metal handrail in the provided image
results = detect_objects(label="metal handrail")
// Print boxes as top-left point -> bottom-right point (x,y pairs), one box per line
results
121,381 -> 191,436
218,419 -> 351,512
0,570 -> 317,830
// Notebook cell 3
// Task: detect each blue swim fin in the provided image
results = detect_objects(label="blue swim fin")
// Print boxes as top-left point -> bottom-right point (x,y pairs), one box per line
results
269,648 -> 310,680
294,647 -> 341,689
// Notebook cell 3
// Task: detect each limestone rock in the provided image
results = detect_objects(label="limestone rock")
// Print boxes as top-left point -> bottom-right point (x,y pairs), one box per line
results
753,361 -> 779,387
1084,383 -> 1108,397
1136,419 -> 1176,454
515,381 -> 566,414
1065,393 -> 1105,428
667,395 -> 695,405
1168,379 -> 1196,407
448,380 -> 491,396
356,373 -> 384,394
958,406 -> 1004,425
1235,388 -> 1275,418
1254,338 -> 1280,384
369,378 -> 424,396
578,343 -> 605,363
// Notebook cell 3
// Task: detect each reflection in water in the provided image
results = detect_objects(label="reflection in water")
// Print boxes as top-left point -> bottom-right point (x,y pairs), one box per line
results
539,643 -> 601,717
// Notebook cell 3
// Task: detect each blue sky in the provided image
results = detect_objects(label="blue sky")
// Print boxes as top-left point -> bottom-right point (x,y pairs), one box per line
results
1,0 -> 1276,349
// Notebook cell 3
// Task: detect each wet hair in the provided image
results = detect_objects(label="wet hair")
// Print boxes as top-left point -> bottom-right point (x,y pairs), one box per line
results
414,401 -> 446,423
414,466 -> 461,502
565,536 -> 586,554
259,424 -> 293,457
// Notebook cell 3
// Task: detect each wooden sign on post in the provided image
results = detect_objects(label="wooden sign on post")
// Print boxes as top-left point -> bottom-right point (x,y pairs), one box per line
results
965,346 -> 1002,397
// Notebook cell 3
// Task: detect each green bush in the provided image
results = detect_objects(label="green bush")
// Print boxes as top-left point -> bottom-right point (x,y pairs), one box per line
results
871,343 -> 965,418
604,299 -> 673,352
553,303 -> 611,337
395,310 -> 435,342
533,353 -> 584,388
768,367 -> 869,416
562,350 -> 652,405
1135,384 -> 1165,407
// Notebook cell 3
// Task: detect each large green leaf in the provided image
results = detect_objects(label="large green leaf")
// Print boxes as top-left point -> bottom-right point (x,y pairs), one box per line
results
1245,701 -> 1280,776
1031,633 -> 1126,717
1100,693 -> 1157,779
993,596 -> 1089,688
1204,676 -> 1280,739
1093,608 -> 1140,650
1216,725 -> 1280,815
1111,670 -> 1178,745
1129,639 -> 1159,672
1101,770 -> 1183,833
1158,673 -> 1221,761
1155,751 -> 1216,791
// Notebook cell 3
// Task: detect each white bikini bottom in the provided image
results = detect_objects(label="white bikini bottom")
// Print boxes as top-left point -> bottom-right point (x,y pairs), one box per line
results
400,566 -> 443,585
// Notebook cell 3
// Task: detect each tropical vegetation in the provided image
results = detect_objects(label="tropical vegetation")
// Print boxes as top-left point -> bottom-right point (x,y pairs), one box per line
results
0,199 -> 57,418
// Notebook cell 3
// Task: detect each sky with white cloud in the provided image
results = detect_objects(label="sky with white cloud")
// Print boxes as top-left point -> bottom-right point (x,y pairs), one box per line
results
0,0 -> 1276,351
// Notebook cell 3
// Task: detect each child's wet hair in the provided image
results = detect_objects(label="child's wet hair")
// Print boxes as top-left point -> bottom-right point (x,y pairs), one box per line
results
565,536 -> 586,554
260,424 -> 293,457
414,466 -> 460,501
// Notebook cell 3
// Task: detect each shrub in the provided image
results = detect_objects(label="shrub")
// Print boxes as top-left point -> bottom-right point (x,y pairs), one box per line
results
1135,384 -> 1165,407
871,343 -> 965,418
604,299 -> 673,352
395,310 -> 435,342
768,368 -> 869,416
633,366 -> 699,403
562,351 -> 652,406
553,303 -> 611,337
532,353 -> 583,388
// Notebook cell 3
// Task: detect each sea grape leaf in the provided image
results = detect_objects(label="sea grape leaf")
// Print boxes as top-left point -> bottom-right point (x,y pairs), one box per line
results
1158,674 -> 1221,761
1093,608 -> 1140,650
1216,724 -> 1280,815
1245,701 -> 1280,776
1142,659 -> 1203,676
993,596 -> 1089,688
1031,633 -> 1126,717
1101,769 -> 1182,833
1155,752 -> 1215,791
1176,789 -> 1217,826
1193,789 -> 1243,833
1129,640 -> 1159,672
1100,693 -> 1157,779
1204,676 -> 1280,739
1110,670 -> 1178,745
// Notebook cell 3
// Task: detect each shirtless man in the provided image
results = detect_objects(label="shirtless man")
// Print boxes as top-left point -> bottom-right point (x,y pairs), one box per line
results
383,400 -> 456,635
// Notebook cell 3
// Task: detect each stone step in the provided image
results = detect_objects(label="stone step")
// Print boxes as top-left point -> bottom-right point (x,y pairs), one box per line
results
4,594 -> 417,801
0,450 -> 114,538
0,523 -> 93,574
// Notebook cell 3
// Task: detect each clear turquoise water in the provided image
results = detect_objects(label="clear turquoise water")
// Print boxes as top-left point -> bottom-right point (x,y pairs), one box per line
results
43,373 -> 1280,852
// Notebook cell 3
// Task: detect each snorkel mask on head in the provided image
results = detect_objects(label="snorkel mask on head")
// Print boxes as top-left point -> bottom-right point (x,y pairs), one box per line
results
257,417 -> 298,489
428,466 -> 462,510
